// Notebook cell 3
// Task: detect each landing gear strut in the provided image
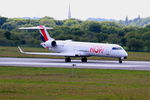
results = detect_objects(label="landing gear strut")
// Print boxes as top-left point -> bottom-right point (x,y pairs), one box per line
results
65,57 -> 87,63
119,58 -> 123,63
65,57 -> 71,62
81,57 -> 87,62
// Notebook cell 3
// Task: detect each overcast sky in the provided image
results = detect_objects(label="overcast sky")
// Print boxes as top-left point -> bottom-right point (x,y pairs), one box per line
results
0,0 -> 150,20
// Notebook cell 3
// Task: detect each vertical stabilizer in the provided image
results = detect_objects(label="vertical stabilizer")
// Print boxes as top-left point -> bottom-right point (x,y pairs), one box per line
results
19,25 -> 53,42
39,25 -> 52,42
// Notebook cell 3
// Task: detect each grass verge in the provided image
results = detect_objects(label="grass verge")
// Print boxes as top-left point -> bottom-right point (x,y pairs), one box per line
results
0,67 -> 150,100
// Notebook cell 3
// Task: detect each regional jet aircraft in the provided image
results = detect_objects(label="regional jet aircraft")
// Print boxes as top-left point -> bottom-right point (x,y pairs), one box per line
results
18,25 -> 128,63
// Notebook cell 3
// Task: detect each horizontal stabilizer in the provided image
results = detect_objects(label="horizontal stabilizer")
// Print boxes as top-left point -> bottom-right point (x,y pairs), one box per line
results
19,26 -> 53,30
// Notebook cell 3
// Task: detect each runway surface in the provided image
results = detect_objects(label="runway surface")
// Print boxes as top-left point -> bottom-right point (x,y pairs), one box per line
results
0,57 -> 150,70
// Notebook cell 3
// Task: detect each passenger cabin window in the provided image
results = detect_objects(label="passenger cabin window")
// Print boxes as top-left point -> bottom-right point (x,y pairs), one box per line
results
112,47 -> 122,50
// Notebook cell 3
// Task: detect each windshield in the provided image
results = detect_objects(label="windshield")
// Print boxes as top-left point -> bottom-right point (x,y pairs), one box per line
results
112,47 -> 123,50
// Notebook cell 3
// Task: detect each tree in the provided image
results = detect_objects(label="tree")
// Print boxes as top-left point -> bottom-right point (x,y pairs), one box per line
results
0,16 -> 7,26
81,21 -> 101,33
4,31 -> 11,39
107,34 -> 120,44
125,32 -> 140,40
64,19 -> 81,26
126,38 -> 144,51
144,40 -> 150,51
145,24 -> 150,28
1,23 -> 15,31
95,33 -> 108,42
55,20 -> 64,26
142,32 -> 150,40
39,16 -> 56,27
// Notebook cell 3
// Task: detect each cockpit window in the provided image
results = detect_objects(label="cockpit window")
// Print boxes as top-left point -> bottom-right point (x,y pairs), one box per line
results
112,47 -> 122,50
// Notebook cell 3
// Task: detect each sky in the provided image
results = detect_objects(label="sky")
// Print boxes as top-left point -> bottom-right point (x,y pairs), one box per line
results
0,0 -> 150,20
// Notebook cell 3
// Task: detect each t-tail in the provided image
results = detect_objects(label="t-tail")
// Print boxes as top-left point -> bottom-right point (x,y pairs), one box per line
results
19,25 -> 53,42
19,25 -> 57,48
38,25 -> 52,42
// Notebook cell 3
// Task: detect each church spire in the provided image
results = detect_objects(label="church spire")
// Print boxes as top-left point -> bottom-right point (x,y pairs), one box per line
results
138,14 -> 141,19
68,4 -> 71,19
125,16 -> 129,25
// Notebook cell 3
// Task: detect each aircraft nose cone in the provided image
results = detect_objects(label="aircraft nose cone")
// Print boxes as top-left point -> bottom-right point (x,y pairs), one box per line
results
123,51 -> 128,59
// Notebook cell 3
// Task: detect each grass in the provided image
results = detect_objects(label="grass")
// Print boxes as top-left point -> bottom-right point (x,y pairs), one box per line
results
0,46 -> 150,100
0,67 -> 150,100
0,46 -> 150,61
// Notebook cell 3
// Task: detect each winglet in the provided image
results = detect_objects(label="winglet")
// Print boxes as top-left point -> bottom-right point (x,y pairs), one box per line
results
18,46 -> 24,53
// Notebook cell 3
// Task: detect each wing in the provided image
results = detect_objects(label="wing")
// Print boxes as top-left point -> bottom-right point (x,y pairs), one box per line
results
18,46 -> 75,56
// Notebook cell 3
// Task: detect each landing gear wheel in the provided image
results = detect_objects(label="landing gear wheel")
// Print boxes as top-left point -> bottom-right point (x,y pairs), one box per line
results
65,57 -> 71,62
81,57 -> 87,62
119,58 -> 122,63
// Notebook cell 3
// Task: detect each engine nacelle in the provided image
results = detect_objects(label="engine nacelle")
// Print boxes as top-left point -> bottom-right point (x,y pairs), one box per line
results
41,40 -> 57,48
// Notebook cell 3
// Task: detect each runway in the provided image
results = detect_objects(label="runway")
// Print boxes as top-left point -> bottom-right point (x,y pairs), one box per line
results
0,57 -> 150,70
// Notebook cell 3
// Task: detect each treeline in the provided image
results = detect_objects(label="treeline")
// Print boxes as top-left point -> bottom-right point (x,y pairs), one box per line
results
119,16 -> 150,27
88,16 -> 150,27
0,16 -> 150,52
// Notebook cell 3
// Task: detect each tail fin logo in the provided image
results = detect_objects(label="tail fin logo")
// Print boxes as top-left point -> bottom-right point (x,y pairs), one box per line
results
39,25 -> 49,42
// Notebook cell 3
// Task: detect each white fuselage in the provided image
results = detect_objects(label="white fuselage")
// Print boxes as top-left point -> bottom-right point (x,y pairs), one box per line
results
19,25 -> 128,63
47,40 -> 128,58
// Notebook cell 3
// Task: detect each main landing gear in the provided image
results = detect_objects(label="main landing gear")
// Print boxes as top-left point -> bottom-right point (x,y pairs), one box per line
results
65,57 -> 71,62
65,57 -> 87,63
81,57 -> 87,62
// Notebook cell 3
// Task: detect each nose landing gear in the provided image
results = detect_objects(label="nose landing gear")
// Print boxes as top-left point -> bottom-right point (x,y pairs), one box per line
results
119,58 -> 123,63
119,56 -> 127,63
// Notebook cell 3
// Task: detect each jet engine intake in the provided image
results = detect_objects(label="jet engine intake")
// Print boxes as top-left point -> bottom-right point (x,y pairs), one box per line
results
44,40 -> 57,48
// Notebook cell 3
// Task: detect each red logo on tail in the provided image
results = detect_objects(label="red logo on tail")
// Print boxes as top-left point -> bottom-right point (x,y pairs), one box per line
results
39,25 -> 48,41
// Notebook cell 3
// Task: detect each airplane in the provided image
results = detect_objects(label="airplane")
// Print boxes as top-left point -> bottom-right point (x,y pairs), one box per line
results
18,25 -> 128,63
